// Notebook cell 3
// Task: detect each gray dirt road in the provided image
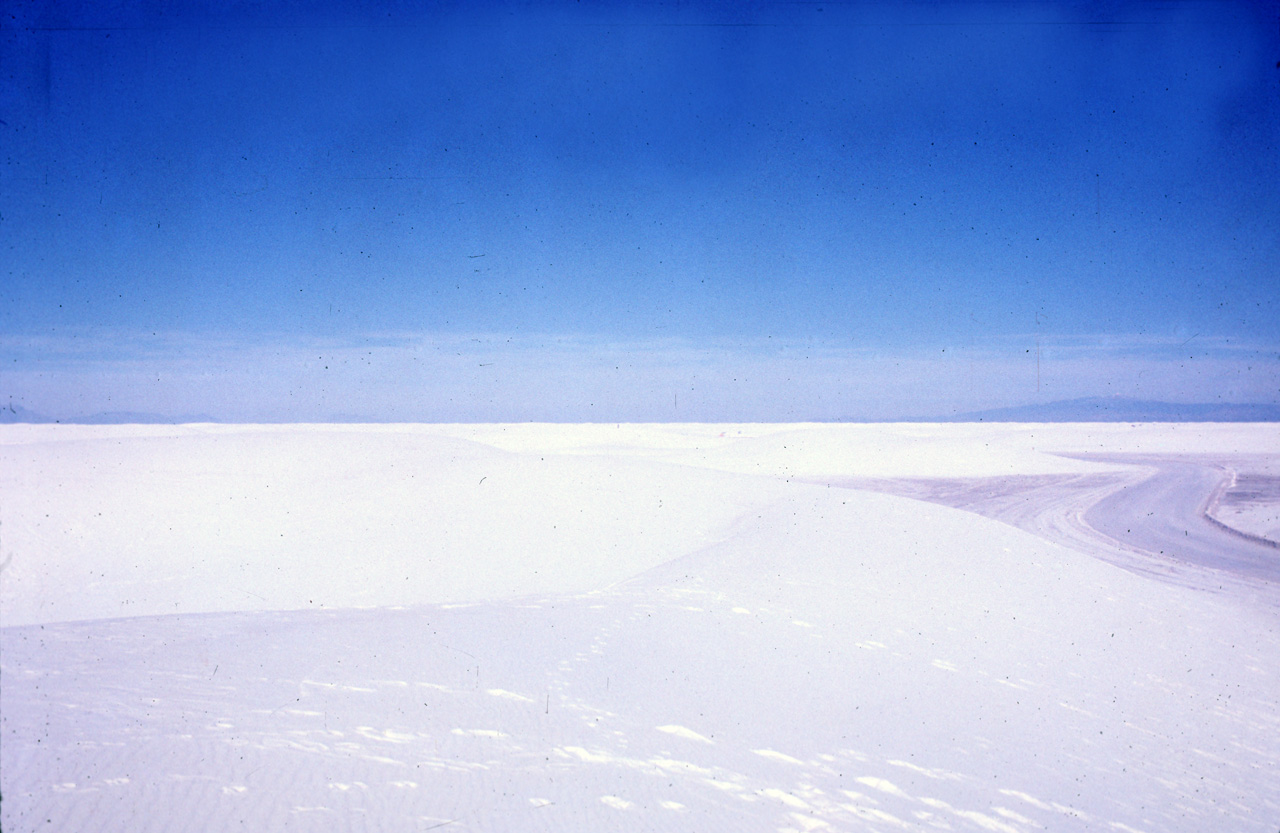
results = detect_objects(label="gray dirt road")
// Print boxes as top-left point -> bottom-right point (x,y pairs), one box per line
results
823,454 -> 1280,596
1082,457 -> 1279,582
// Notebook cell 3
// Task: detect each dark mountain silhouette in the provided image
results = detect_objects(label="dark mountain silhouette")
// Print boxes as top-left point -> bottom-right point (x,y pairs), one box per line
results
938,397 -> 1280,423
0,403 -> 55,423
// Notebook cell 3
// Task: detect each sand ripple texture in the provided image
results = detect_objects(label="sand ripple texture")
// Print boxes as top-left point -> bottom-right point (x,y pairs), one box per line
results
3,423 -> 1279,832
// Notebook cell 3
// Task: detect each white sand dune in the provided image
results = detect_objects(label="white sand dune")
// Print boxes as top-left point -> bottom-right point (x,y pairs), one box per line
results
2,423 -> 1279,832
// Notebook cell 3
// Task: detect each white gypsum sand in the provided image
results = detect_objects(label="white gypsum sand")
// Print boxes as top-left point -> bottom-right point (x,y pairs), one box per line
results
1204,462 -> 1280,546
2,422 -> 1278,833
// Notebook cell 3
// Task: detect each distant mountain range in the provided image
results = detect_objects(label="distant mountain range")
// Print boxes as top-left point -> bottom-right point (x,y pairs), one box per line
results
0,405 -> 218,424
934,397 -> 1280,423
0,403 -> 54,423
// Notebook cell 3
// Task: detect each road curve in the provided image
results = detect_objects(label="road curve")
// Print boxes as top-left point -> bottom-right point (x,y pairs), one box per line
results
825,455 -> 1280,594
1081,457 -> 1280,583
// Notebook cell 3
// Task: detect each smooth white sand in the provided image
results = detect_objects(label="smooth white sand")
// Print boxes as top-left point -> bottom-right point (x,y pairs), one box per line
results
2,423 -> 1278,832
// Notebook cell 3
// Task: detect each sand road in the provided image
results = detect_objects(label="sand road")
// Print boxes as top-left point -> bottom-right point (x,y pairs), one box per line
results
828,454 -> 1280,598
1081,456 -> 1279,581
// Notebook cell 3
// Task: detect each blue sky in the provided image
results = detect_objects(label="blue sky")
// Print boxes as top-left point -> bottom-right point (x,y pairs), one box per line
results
2,0 -> 1277,420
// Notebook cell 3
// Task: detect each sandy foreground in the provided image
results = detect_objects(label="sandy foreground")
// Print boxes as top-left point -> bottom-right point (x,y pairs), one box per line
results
2,422 -> 1278,832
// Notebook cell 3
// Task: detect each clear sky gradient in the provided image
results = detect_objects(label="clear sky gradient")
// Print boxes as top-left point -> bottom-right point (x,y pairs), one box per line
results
2,1 -> 1277,421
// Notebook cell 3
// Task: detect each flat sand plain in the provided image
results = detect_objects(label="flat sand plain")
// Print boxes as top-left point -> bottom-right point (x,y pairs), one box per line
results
2,423 -> 1278,832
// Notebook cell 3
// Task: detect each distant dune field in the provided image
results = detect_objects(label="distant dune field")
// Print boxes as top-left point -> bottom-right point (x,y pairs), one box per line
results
3,423 -> 1279,832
